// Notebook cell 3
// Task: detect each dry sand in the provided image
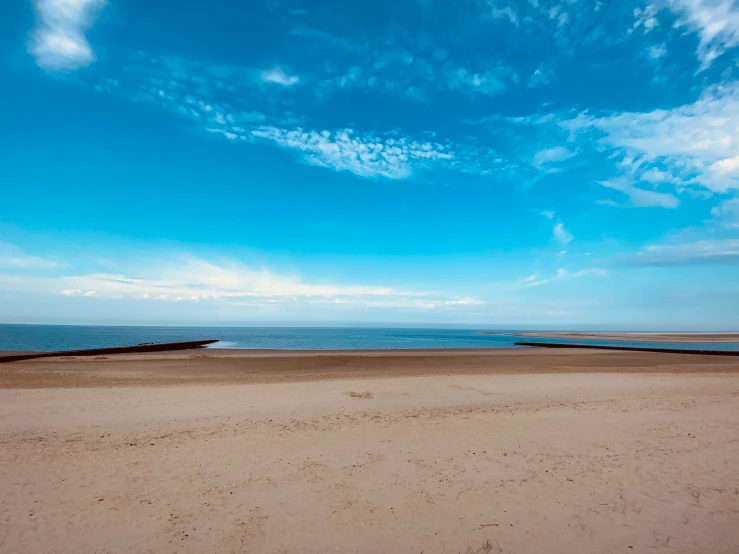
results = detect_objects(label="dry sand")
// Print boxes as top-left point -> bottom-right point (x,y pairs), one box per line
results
1,349 -> 739,553
511,331 -> 739,343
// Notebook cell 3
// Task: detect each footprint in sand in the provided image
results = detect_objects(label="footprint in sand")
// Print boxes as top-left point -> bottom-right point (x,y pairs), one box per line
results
345,391 -> 373,399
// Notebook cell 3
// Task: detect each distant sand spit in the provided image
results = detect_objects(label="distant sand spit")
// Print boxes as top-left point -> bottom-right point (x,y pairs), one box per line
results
509,331 -> 739,343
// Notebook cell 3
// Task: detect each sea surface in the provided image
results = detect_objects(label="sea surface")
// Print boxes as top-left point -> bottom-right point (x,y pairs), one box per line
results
2,324 -> 739,352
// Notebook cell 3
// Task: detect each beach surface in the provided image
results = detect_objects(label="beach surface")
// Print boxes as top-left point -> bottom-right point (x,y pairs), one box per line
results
1,349 -> 739,553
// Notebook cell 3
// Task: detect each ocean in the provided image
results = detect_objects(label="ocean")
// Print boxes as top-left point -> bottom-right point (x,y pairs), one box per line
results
2,324 -> 739,352
0,325 -> 519,351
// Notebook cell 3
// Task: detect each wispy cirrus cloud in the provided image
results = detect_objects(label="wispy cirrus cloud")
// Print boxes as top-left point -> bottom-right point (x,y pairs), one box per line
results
29,0 -> 107,71
90,53 -> 513,180
250,124 -> 515,179
524,267 -> 607,287
632,4 -> 660,34
291,32 -> 519,102
532,146 -> 575,171
443,64 -> 515,96
553,222 -> 573,246
489,6 -> 518,25
313,57 -> 518,102
648,43 -> 668,59
250,126 -> 453,179
473,80 -> 739,199
527,65 -> 551,89
527,267 -> 568,287
617,238 -> 739,266
711,198 -> 739,229
53,260 -> 395,301
666,0 -> 739,68
0,247 -> 486,313
260,67 -> 300,86
710,197 -> 739,228
562,82 -> 739,195
0,241 -> 59,269
598,177 -> 680,209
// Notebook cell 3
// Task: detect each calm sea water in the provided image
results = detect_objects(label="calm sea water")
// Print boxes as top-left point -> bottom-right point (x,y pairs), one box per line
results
0,325 -> 515,351
1,324 -> 738,352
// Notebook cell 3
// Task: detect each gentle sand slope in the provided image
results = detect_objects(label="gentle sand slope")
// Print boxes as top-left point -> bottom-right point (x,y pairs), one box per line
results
1,350 -> 738,553
2,347 -> 739,388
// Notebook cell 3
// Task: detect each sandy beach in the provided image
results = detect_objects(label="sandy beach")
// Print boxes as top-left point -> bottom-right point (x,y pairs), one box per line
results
2,349 -> 739,553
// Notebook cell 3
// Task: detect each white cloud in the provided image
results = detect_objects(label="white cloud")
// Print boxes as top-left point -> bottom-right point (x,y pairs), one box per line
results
596,199 -> 622,208
249,125 -> 510,180
533,146 -> 575,169
571,268 -> 608,278
553,222 -> 573,245
618,238 -> 739,266
565,83 -> 739,194
523,266 -> 606,287
490,6 -> 518,25
525,268 -> 566,287
444,66 -> 510,96
548,5 -> 569,28
329,57 -> 518,100
29,0 -> 107,71
0,253 -> 487,312
710,197 -> 739,228
540,210 -> 555,219
59,268 -> 390,299
441,296 -> 486,306
260,67 -> 300,86
599,177 -> 680,208
251,126 -> 455,179
648,43 -> 667,59
293,31 -> 519,102
667,0 -> 739,68
0,241 -> 59,269
711,155 -> 739,174
112,59 -> 266,140
641,168 -> 678,184
527,66 -> 551,89
92,54 -> 511,181
633,5 -> 660,33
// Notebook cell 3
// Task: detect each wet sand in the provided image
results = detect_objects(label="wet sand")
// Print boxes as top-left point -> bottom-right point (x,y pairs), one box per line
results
1,349 -> 738,553
3,347 -> 739,388
511,331 -> 739,343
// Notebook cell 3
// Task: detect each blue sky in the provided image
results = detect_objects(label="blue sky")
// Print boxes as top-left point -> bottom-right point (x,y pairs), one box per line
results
1,0 -> 739,328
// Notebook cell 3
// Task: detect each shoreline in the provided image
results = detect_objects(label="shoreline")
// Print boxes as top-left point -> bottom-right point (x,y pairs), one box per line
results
3,347 -> 739,389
